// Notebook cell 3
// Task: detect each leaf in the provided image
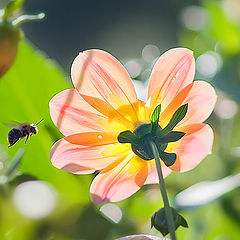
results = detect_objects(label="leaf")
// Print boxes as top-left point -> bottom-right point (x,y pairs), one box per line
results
117,130 -> 136,143
159,151 -> 176,166
0,40 -> 90,206
159,131 -> 186,143
2,0 -> 24,20
150,104 -> 161,130
162,104 -> 188,133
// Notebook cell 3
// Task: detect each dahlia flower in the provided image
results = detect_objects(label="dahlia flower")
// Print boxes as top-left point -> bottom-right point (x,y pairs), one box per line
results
50,48 -> 216,203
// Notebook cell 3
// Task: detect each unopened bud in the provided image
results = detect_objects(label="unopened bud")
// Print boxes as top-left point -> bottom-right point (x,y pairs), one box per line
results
151,207 -> 188,236
0,0 -> 45,77
0,23 -> 22,77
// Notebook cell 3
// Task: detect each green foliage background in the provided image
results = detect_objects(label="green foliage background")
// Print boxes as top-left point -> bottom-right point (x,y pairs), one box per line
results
0,0 -> 240,239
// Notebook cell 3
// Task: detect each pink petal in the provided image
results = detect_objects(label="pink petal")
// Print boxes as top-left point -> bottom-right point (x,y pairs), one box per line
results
50,89 -> 107,136
50,137 -> 117,174
170,123 -> 214,172
144,160 -> 172,185
148,48 -> 195,112
90,153 -> 148,203
160,81 -> 216,127
178,81 -> 217,126
160,83 -> 193,126
71,49 -> 138,118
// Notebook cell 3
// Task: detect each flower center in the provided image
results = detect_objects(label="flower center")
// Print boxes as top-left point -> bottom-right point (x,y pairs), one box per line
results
117,104 -> 188,167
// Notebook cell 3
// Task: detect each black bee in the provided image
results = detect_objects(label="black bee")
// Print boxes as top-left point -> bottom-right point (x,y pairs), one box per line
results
7,119 -> 43,147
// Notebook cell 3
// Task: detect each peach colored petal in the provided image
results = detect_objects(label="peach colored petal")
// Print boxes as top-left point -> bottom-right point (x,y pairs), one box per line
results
169,123 -> 214,172
50,137 -> 117,174
159,81 -> 216,128
90,153 -> 148,203
81,94 -> 139,129
49,89 -> 107,136
63,132 -> 118,146
71,49 -> 138,120
160,83 -> 193,127
178,81 -> 217,126
144,160 -> 172,185
148,48 -> 195,112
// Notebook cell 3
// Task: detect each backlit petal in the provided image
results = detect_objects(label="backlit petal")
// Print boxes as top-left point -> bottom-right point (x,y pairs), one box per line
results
160,81 -> 216,127
169,123 -> 214,172
160,82 -> 193,127
63,132 -> 118,146
144,160 -> 172,185
90,152 -> 148,203
178,81 -> 217,126
50,137 -> 117,174
71,49 -> 138,120
50,89 -> 106,136
148,48 -> 195,112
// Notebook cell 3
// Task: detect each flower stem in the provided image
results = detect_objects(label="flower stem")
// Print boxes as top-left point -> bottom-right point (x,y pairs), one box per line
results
149,141 -> 177,240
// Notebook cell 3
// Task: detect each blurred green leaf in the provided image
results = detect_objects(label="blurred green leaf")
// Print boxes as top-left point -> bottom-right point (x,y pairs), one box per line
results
203,0 -> 240,54
2,0 -> 24,20
0,40 -> 90,206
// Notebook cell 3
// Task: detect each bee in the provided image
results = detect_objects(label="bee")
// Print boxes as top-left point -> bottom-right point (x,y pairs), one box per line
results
7,119 -> 43,147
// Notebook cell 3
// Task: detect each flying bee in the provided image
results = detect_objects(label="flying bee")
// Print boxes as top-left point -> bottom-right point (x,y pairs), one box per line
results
7,119 -> 43,147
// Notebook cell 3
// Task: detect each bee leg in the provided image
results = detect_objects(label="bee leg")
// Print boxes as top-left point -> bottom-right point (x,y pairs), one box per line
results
25,134 -> 30,144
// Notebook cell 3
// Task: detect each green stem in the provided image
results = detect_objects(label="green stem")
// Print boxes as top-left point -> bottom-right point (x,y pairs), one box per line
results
149,141 -> 177,240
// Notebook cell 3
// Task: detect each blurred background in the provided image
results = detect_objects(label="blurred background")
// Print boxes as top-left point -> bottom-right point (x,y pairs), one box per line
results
0,0 -> 240,239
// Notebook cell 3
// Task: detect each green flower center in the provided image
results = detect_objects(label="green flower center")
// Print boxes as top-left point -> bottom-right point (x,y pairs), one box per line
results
118,104 -> 188,167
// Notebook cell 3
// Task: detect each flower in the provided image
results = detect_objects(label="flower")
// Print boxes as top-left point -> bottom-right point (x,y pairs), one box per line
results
49,48 -> 217,204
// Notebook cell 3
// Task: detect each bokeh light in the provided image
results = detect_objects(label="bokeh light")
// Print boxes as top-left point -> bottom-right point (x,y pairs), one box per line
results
124,60 -> 142,78
196,52 -> 222,79
13,181 -> 57,219
100,203 -> 122,223
180,6 -> 207,31
214,97 -> 238,119
175,174 -> 240,209
142,44 -> 160,63
222,0 -> 240,24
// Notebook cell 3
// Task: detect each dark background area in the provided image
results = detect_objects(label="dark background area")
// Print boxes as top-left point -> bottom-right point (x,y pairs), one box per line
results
20,0 -> 197,71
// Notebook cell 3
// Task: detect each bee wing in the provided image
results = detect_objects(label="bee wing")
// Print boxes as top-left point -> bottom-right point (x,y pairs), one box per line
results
4,121 -> 22,128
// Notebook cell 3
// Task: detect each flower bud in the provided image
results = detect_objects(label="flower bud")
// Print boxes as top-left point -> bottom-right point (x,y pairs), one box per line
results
151,207 -> 188,236
0,23 -> 22,77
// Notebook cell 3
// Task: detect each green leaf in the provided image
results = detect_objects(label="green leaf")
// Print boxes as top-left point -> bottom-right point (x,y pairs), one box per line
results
5,148 -> 24,177
118,130 -> 136,143
0,41 -> 89,206
162,104 -> 188,133
2,0 -> 24,20
160,131 -> 186,143
150,104 -> 161,129
159,151 -> 176,166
